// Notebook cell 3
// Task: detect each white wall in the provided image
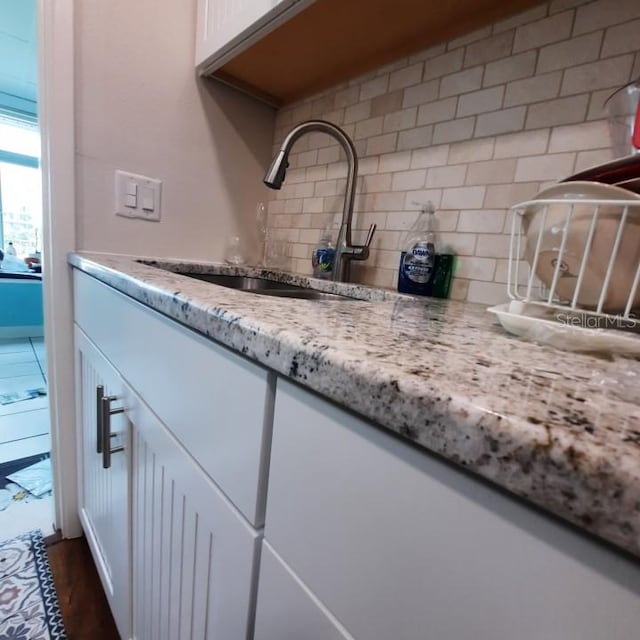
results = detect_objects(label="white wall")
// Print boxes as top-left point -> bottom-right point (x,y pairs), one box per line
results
75,0 -> 276,261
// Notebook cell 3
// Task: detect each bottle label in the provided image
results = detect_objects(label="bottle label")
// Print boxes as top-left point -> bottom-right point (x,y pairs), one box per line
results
401,242 -> 435,284
312,247 -> 335,277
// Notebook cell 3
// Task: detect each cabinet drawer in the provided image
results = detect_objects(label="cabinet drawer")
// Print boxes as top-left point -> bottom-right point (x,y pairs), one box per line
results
266,379 -> 640,640
254,541 -> 350,640
74,269 -> 274,526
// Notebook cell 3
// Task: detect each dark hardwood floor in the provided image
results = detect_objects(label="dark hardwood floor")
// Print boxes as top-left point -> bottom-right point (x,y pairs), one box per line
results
47,537 -> 120,639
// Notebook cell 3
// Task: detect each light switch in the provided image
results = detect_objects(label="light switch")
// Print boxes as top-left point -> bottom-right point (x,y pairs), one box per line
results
141,187 -> 154,211
115,170 -> 162,221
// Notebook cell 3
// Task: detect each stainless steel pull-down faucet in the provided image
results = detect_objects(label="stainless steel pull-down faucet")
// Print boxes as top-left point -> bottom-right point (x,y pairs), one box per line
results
263,120 -> 376,283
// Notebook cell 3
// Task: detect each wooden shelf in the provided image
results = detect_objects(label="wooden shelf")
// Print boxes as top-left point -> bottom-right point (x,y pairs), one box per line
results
214,0 -> 544,106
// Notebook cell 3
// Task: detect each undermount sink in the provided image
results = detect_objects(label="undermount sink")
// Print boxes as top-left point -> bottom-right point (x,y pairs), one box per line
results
175,272 -> 357,301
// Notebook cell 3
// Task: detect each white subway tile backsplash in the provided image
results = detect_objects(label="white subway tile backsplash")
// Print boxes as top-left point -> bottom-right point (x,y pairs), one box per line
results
433,117 -> 476,144
464,31 -> 514,67
560,55 -> 634,96
503,71 -> 562,107
268,0 -> 640,304
402,79 -> 440,108
366,133 -> 398,156
440,66 -> 484,97
455,256 -> 497,281
484,182 -> 541,208
403,189 -> 443,209
574,148 -> 615,172
457,86 -> 504,117
389,62 -> 424,91
573,0 -> 640,35
422,49 -> 465,81
537,31 -> 602,74
379,151 -> 412,173
475,234 -> 511,258
466,280 -> 509,305
442,186 -> 486,209
493,129 -> 549,158
466,159 -> 517,185
475,106 -> 526,136
362,173 -> 393,193
448,26 -> 492,50
492,4 -> 549,33
410,145 -> 450,169
355,117 -> 384,140
426,164 -> 468,188
458,209 -> 507,233
513,11 -> 573,52
449,138 -> 495,163
383,107 -> 418,132
391,170 -> 427,191
344,101 -> 371,124
483,51 -> 537,87
514,152 -> 575,181
360,75 -> 390,101
548,120 -> 610,152
416,97 -> 458,126
371,91 -> 403,117
397,125 -> 433,150
525,94 -> 589,129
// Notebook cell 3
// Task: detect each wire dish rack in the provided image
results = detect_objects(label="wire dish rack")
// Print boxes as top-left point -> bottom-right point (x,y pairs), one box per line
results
489,191 -> 640,356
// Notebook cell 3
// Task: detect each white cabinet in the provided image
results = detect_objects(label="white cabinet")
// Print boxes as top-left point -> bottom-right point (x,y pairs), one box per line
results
254,541 -> 350,640
127,386 -> 261,640
75,327 -> 131,640
195,0 -> 310,73
263,379 -> 640,640
74,270 -> 273,639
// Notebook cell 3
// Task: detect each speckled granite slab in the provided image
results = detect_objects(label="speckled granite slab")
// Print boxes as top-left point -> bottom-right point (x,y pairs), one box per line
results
69,252 -> 640,559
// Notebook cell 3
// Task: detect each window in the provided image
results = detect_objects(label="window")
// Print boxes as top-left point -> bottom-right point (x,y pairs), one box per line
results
0,116 -> 41,258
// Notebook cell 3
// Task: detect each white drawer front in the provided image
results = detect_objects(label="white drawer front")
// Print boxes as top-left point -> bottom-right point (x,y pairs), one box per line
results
74,269 -> 274,526
266,379 -> 640,640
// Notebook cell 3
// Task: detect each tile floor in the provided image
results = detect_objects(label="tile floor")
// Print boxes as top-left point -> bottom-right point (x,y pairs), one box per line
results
0,336 -> 55,538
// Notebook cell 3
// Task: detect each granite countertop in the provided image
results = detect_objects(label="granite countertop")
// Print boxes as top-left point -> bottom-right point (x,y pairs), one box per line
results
69,252 -> 640,559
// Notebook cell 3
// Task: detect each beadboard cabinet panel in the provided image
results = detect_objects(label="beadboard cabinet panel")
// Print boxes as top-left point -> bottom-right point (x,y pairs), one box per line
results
264,379 -> 640,640
128,387 -> 262,640
75,327 -> 132,640
73,270 -> 275,527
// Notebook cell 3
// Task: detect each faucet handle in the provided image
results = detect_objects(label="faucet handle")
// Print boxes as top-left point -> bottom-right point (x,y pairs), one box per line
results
364,223 -> 377,248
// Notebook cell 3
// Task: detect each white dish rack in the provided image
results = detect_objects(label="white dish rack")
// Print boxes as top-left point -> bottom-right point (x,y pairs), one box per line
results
489,195 -> 640,355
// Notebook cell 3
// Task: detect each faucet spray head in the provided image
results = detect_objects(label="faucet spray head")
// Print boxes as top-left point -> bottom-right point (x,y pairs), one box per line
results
263,150 -> 289,189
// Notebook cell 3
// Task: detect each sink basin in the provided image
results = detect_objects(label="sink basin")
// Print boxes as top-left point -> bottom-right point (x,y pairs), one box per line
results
175,272 -> 356,301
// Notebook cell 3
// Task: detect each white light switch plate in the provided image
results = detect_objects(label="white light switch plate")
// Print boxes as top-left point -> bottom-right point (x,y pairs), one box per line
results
115,170 -> 162,221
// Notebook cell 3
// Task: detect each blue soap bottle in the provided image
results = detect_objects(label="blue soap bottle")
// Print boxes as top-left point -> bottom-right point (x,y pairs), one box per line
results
397,201 -> 438,295
312,226 -> 335,279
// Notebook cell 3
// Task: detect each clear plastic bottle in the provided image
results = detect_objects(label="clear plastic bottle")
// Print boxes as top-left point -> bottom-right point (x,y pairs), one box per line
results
311,226 -> 335,279
6,242 -> 16,256
397,202 -> 438,295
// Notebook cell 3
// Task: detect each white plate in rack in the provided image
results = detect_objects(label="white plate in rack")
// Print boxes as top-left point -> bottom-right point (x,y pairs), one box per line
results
488,301 -> 640,357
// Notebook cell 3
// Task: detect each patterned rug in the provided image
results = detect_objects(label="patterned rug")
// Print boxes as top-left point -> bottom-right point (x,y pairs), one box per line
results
0,530 -> 67,639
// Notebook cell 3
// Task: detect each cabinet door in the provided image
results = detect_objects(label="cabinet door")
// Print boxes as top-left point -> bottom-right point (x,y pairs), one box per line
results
195,0 -> 297,68
255,541 -> 351,640
266,379 -> 640,640
75,327 -> 131,640
127,386 -> 261,640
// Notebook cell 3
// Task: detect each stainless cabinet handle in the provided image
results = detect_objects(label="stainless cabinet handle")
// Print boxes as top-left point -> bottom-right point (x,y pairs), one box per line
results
101,395 -> 125,469
96,385 -> 104,454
